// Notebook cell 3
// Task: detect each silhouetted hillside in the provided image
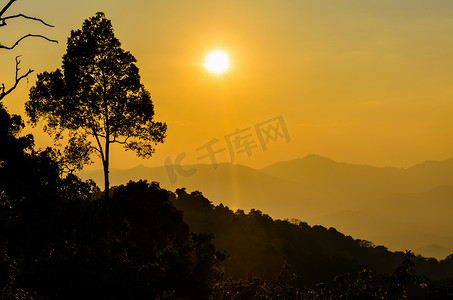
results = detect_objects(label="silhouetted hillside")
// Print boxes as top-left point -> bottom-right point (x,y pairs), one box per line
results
79,155 -> 453,258
171,188 -> 453,290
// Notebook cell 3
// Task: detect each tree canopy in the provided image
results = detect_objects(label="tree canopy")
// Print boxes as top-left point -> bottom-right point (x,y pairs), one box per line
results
26,12 -> 166,199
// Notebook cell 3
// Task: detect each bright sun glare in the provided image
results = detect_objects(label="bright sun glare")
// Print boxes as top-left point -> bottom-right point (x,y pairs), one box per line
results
204,50 -> 230,74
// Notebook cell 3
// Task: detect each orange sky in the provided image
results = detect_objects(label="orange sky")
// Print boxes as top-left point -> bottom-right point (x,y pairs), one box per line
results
1,0 -> 453,171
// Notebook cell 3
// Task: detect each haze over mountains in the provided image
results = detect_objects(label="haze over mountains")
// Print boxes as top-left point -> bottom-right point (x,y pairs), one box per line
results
79,154 -> 453,259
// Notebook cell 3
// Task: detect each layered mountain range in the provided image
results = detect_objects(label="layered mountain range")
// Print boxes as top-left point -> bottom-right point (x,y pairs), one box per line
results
79,154 -> 453,259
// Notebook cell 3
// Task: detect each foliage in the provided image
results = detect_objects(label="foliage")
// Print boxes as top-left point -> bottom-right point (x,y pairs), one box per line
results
1,141 -> 223,299
1,113 -> 453,299
26,12 -> 166,196
172,188 -> 453,296
0,103 -> 220,298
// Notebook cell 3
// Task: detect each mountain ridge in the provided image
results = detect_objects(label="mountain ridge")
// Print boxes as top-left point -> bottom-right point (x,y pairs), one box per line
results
78,154 -> 453,259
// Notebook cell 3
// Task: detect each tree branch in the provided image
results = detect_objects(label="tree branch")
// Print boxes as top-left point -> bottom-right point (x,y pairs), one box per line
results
60,161 -> 77,174
0,0 -> 16,19
0,56 -> 33,101
112,135 -> 131,145
89,126 -> 106,139
89,145 -> 102,155
0,33 -> 57,50
0,0 -> 57,101
91,129 -> 105,163
0,13 -> 55,27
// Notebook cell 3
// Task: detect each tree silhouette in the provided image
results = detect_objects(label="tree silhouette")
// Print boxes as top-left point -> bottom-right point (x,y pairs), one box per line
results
26,12 -> 166,200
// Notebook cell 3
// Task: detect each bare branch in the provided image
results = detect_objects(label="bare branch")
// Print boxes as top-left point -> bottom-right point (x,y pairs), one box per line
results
89,145 -> 102,154
0,56 -> 33,101
0,0 -> 16,19
112,135 -> 131,145
91,128 -> 105,163
89,126 -> 106,139
112,140 -> 128,145
0,13 -> 55,27
0,33 -> 57,50
0,1 -> 57,102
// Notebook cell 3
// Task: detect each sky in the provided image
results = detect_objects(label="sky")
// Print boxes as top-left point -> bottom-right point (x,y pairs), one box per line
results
1,0 -> 453,171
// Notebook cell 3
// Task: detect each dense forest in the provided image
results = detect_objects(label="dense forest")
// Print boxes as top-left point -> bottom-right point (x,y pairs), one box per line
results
2,6 -> 453,300
174,187 -> 453,299
2,136 -> 453,299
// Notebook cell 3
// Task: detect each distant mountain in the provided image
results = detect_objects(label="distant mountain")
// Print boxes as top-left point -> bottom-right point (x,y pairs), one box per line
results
260,154 -> 453,210
80,163 -> 318,219
315,185 -> 453,259
79,155 -> 453,259
416,244 -> 453,261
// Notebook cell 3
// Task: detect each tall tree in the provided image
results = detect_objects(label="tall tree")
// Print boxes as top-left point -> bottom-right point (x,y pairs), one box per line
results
26,12 -> 167,200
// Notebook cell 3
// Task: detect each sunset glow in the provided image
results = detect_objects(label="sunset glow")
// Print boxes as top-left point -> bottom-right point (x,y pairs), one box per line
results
3,1 -> 453,296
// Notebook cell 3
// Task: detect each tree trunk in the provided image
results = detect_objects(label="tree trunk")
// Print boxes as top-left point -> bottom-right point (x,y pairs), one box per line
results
103,161 -> 109,201
103,79 -> 110,201
103,140 -> 110,201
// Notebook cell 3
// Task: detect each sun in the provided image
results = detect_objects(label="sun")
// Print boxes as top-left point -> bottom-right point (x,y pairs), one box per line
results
204,50 -> 230,74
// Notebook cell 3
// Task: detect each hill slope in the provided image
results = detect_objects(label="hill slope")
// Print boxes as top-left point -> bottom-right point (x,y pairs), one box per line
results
79,155 -> 453,258
171,188 -> 453,288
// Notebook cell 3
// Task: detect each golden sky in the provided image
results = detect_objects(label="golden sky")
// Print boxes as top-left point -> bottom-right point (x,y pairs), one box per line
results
1,0 -> 453,171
